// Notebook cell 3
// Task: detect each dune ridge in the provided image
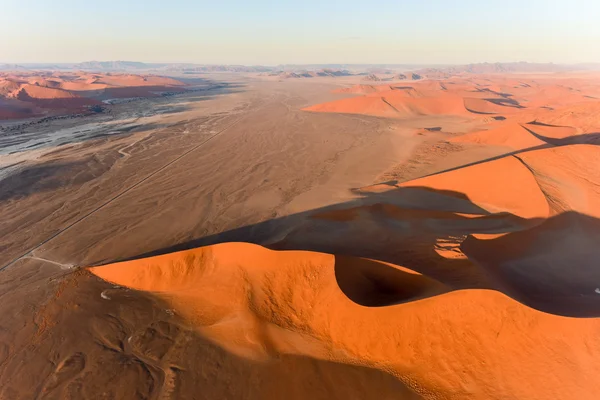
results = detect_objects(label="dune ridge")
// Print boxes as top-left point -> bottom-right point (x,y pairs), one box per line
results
0,71 -> 188,119
91,237 -> 600,399
89,140 -> 600,399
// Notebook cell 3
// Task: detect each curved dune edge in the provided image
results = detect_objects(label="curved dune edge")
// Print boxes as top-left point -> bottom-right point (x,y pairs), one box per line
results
397,153 -> 551,219
462,212 -> 600,317
91,242 -> 600,399
450,121 -> 581,150
450,123 -> 546,149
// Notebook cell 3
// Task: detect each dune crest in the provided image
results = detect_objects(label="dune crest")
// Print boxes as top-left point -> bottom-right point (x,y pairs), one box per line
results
91,241 -> 600,400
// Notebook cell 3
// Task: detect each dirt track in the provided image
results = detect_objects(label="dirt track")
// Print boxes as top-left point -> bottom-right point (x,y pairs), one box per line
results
1,77 -> 452,268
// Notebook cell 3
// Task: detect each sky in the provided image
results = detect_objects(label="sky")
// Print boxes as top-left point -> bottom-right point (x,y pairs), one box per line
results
2,0 -> 599,65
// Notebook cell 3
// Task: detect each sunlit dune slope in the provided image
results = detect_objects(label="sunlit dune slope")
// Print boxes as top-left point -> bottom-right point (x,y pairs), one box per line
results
91,241 -> 600,400
397,153 -> 551,219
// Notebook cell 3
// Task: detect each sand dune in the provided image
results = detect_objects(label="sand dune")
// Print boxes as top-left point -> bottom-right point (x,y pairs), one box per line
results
463,212 -> 600,317
90,241 -> 600,399
462,97 -> 523,114
2,72 -> 600,399
397,155 -> 550,219
87,138 -> 600,398
451,122 -> 546,149
0,71 -> 188,119
449,120 -> 579,150
15,84 -> 80,100
515,144 -> 600,216
308,75 -> 600,133
305,92 -> 469,118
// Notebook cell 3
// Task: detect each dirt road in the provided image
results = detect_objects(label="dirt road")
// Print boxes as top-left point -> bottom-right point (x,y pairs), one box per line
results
0,78 -> 425,268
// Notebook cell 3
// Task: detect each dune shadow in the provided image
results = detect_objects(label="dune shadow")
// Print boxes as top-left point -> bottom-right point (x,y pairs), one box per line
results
415,128 -> 600,181
0,263 -> 420,399
101,161 -> 600,318
473,88 -> 513,98
334,255 -> 448,307
484,97 -> 524,108
521,122 -> 600,146
0,156 -> 118,202
112,182 -> 595,313
462,211 -> 600,317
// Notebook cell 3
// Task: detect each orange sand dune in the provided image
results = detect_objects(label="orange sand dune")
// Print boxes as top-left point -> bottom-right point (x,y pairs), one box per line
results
395,154 -> 550,219
523,121 -> 578,139
450,120 -> 579,150
0,71 -> 188,119
305,92 -> 469,118
0,79 -> 21,97
91,242 -> 600,400
522,102 -> 600,133
462,212 -> 600,317
2,71 -> 598,398
518,84 -> 596,108
26,77 -> 63,88
58,81 -> 110,91
462,97 -> 523,114
395,143 -> 599,218
12,83 -> 100,109
89,141 -> 600,397
385,93 -> 468,115
307,79 -> 529,118
515,144 -> 600,216
451,122 -> 545,149
14,83 -> 80,100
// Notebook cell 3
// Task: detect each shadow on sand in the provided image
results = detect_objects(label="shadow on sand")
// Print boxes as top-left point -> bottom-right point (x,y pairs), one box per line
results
109,172 -> 600,318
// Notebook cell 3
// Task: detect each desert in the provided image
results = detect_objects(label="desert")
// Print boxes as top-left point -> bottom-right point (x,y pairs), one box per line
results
1,61 -> 600,400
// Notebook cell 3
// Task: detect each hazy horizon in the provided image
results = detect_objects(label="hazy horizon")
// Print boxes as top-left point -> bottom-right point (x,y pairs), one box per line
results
3,60 -> 596,68
2,0 -> 599,65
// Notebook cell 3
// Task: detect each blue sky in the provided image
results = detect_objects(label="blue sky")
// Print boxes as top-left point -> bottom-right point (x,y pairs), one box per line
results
2,0 -> 599,64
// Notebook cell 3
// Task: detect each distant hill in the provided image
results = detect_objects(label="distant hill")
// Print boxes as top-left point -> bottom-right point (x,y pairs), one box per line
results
363,72 -> 421,82
416,62 -> 573,78
74,61 -> 161,70
4,61 -> 597,75
268,69 -> 353,78
362,74 -> 381,81
165,64 -> 274,73
0,64 -> 28,71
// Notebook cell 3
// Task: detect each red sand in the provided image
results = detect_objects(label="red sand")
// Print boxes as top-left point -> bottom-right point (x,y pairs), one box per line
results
91,241 -> 600,400
0,71 -> 188,119
89,135 -> 600,399
307,75 -> 600,131
450,123 -> 545,150
5,71 -> 600,398
398,155 -> 550,219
